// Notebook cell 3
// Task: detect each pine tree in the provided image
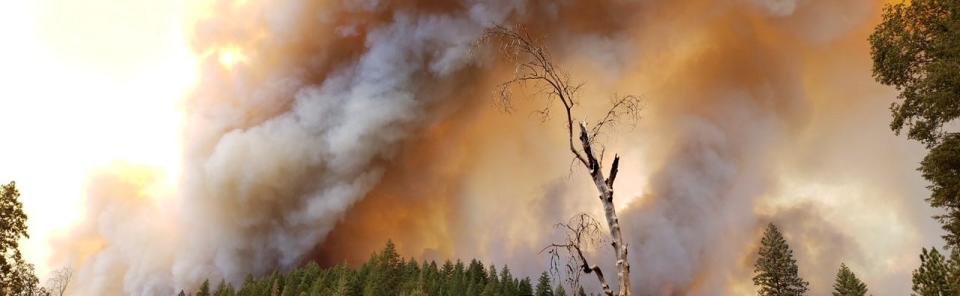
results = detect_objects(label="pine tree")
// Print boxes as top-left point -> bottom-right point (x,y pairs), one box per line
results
437,260 -> 467,295
197,279 -> 211,296
912,247 -> 957,296
270,271 -> 283,296
362,241 -> 404,296
335,270 -> 361,296
832,263 -> 868,296
535,272 -> 553,296
487,265 -> 499,288
217,279 -> 238,296
753,223 -> 809,296
518,278 -> 534,296
554,284 -> 567,296
576,286 -> 587,296
420,261 -> 441,296
500,266 -> 517,296
401,258 -> 421,294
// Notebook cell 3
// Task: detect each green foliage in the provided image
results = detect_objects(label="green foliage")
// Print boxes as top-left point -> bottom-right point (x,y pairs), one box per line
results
921,134 -> 960,246
871,0 -> 960,249
216,278 -> 238,296
500,266 -> 517,296
362,240 -> 404,296
553,284 -> 566,296
335,269 -> 361,296
753,223 -> 809,296
911,247 -> 960,296
534,272 -> 552,296
870,0 -> 960,148
197,279 -> 211,296
518,278 -> 533,296
189,241 -> 545,296
832,263 -> 868,296
1,181 -> 46,296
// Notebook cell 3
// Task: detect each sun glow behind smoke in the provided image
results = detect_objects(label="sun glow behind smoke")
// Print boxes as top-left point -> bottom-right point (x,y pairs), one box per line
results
217,46 -> 249,69
0,0 -> 948,294
0,0 -> 208,278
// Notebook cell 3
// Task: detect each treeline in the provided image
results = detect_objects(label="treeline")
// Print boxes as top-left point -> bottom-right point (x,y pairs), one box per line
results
180,241 -> 586,296
180,224 -> 874,296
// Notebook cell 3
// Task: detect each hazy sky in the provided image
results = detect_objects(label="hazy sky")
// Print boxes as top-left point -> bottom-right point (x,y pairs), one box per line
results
0,0 -> 945,295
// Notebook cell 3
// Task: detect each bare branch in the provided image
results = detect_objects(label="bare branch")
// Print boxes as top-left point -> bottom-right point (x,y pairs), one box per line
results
541,213 -> 613,296
482,25 -> 589,167
484,25 -> 638,296
45,266 -> 72,296
591,94 -> 643,142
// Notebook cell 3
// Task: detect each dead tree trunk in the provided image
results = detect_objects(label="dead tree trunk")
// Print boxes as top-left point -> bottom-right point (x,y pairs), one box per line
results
483,26 -> 639,296
577,122 -> 631,296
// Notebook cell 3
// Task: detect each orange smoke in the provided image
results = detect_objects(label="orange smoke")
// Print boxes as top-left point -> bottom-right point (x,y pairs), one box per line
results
27,0 -> 944,295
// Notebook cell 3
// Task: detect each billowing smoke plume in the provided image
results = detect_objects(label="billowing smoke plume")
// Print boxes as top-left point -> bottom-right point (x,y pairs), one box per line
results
54,0 -> 944,295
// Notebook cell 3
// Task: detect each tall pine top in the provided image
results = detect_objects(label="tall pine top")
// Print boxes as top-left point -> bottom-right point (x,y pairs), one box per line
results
753,223 -> 809,296
832,263 -> 868,296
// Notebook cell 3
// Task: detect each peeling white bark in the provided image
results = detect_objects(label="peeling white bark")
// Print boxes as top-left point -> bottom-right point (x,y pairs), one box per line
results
484,26 -> 635,295
578,122 -> 631,296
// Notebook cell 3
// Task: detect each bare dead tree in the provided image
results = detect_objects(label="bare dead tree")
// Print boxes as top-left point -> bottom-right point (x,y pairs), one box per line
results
543,213 -> 605,295
45,266 -> 71,296
482,26 -> 640,296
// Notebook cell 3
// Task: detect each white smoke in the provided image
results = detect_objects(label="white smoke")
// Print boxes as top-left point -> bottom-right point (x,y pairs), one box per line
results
56,0 -> 941,295
67,0 -> 528,294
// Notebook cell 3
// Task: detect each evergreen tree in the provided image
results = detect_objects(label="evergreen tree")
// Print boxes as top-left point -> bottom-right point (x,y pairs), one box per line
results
281,268 -> 305,296
307,274 -> 324,296
832,263 -> 868,296
912,247 -> 957,296
518,278 -> 534,296
554,284 -> 566,296
464,259 -> 487,296
454,260 -> 467,294
576,286 -> 587,296
215,279 -> 226,295
197,279 -> 211,296
401,258 -> 421,294
753,223 -> 809,296
238,274 -> 259,296
487,265 -> 500,288
269,271 -> 283,296
481,280 -> 499,296
361,241 -> 404,296
535,272 -> 552,296
500,266 -> 517,296
440,259 -> 455,295
420,261 -> 441,296
335,270 -> 361,296
217,279 -> 238,296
